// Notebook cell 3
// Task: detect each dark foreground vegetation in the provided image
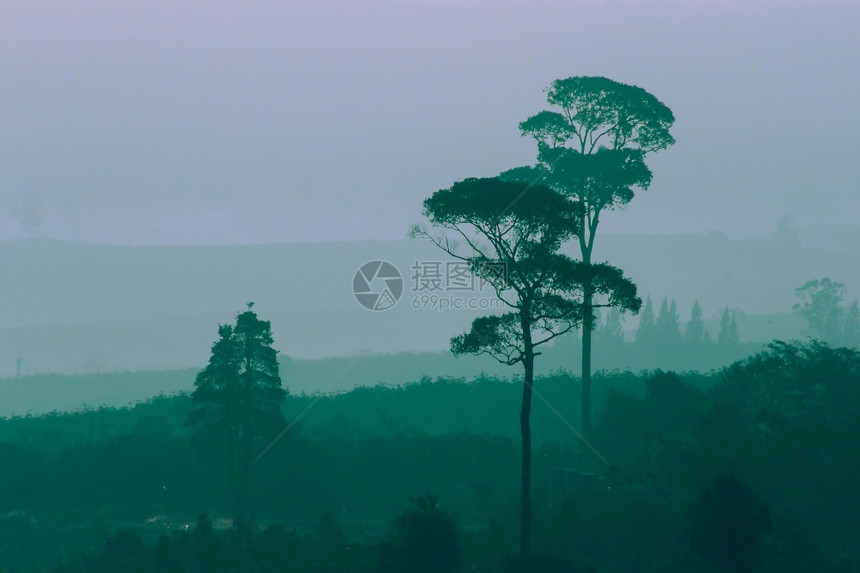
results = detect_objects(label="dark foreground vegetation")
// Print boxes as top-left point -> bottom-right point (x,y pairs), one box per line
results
0,339 -> 857,571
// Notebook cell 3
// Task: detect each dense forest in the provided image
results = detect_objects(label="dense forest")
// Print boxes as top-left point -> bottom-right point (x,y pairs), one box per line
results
0,339 -> 857,571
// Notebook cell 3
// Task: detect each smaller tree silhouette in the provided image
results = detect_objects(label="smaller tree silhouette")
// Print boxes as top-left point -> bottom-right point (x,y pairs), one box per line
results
635,297 -> 656,348
379,495 -> 461,573
153,534 -> 183,573
793,277 -> 845,343
684,301 -> 711,347
97,528 -> 150,573
717,307 -> 739,348
189,515 -> 231,573
691,475 -> 772,572
844,300 -> 860,347
655,297 -> 682,349
186,305 -> 286,523
596,307 -> 625,348
256,524 -> 295,573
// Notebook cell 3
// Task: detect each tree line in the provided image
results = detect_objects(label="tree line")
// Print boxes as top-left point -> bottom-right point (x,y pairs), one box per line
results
594,298 -> 740,351
2,341 -> 858,572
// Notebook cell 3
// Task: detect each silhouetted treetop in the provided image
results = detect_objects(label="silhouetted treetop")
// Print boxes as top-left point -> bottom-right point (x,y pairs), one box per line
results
419,177 -> 581,249
521,76 -> 676,153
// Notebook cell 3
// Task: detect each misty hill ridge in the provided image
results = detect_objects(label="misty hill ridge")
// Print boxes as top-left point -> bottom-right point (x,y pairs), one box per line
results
0,229 -> 856,376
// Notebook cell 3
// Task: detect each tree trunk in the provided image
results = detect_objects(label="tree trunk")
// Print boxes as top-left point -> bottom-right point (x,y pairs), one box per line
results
233,425 -> 252,524
581,285 -> 593,436
228,431 -> 242,524
580,234 -> 594,437
520,345 -> 535,560
234,359 -> 254,525
233,469 -> 248,525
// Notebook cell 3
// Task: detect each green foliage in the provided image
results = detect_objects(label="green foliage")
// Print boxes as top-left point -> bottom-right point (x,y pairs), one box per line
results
419,177 -> 640,365
2,343 -> 860,571
720,339 -> 860,429
523,146 -> 653,211
380,495 -> 461,573
510,75 -> 675,240
538,76 -> 676,153
584,342 -> 860,571
691,475 -> 772,572
420,177 -> 582,248
793,277 -> 852,344
187,310 -> 286,451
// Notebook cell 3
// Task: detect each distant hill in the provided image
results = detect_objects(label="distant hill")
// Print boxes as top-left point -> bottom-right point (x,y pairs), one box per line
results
0,230 -> 857,377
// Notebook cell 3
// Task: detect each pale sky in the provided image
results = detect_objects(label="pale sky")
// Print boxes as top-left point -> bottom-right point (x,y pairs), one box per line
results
2,0 -> 858,244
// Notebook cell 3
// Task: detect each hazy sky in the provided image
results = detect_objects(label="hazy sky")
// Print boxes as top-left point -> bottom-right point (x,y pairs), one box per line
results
3,0 -> 858,244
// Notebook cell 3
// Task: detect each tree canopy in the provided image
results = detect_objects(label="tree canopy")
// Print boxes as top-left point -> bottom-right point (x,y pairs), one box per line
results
504,75 -> 675,254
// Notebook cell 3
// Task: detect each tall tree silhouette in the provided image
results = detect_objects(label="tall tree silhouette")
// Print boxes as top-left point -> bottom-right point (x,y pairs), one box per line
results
684,300 -> 710,347
502,76 -> 675,434
597,307 -> 625,348
655,297 -> 682,349
844,300 -> 860,347
635,296 -> 656,349
186,305 -> 286,523
412,177 -> 639,559
717,307 -> 739,348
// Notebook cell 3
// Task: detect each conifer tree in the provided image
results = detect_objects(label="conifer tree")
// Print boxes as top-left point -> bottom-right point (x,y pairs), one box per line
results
636,297 -> 656,348
187,304 -> 286,523
656,297 -> 682,349
685,301 -> 711,346
717,307 -> 740,348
